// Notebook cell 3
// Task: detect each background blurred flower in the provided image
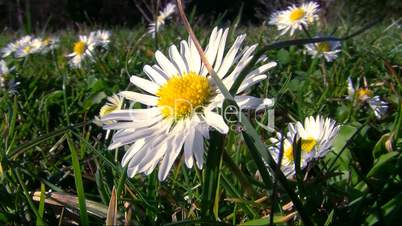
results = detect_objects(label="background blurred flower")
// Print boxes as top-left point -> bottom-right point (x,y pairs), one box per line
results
67,35 -> 97,68
0,60 -> 9,88
148,2 -> 176,38
347,76 -> 388,119
90,30 -> 111,49
305,38 -> 341,62
269,2 -> 319,36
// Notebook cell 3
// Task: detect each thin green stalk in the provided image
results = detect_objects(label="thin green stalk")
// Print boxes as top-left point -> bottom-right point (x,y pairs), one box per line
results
14,169 -> 45,226
66,134 -> 89,226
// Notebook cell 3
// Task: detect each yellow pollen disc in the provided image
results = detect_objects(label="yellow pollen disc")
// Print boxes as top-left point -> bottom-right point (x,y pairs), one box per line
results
289,8 -> 306,21
301,138 -> 317,153
24,46 -> 32,53
43,38 -> 50,46
284,145 -> 294,161
357,88 -> 373,101
157,72 -> 211,120
99,104 -> 118,118
73,41 -> 86,55
316,42 -> 331,52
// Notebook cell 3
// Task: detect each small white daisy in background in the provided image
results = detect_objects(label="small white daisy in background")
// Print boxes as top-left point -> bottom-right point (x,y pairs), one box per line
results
67,35 -> 97,68
40,36 -> 60,54
94,94 -> 124,139
0,60 -> 10,88
269,2 -> 319,36
347,76 -> 388,119
101,27 -> 277,181
90,30 -> 111,49
305,38 -> 341,62
270,115 -> 340,177
269,132 -> 309,177
14,37 -> 43,58
1,35 -> 33,58
1,42 -> 17,58
148,2 -> 176,38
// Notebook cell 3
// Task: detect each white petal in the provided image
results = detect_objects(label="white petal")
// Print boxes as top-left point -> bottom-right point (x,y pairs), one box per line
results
155,50 -> 179,77
204,111 -> 229,134
143,65 -> 168,85
169,45 -> 188,75
213,28 -> 229,72
217,34 -> 246,78
193,129 -> 204,169
119,91 -> 158,106
101,108 -> 160,121
130,75 -> 159,94
121,139 -> 146,166
235,95 -> 265,109
184,127 -> 195,168
188,38 -> 201,74
237,74 -> 267,93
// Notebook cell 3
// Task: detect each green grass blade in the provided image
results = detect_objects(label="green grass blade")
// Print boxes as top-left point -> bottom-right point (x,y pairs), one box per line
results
36,183 -> 46,226
201,131 -> 224,220
14,169 -> 45,226
66,134 -> 89,226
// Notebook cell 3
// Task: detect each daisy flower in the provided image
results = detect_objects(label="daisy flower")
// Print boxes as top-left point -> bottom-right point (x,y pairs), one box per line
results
14,37 -> 43,58
269,2 -> 319,36
0,60 -> 10,88
269,132 -> 309,177
347,76 -> 388,119
305,38 -> 341,62
148,2 -> 176,38
289,115 -> 340,159
1,42 -> 17,58
40,36 -> 60,54
270,116 -> 340,177
67,35 -> 97,68
90,30 -> 111,48
101,27 -> 277,180
94,94 -> 124,139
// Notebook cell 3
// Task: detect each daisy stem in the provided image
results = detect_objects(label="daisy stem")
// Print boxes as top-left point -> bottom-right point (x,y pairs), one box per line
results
154,0 -> 160,50
319,58 -> 328,86
301,24 -> 313,39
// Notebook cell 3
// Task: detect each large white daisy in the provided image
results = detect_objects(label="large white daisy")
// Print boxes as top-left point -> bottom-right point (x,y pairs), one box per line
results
347,76 -> 388,119
101,27 -> 277,180
305,37 -> 341,62
148,2 -> 176,38
67,35 -> 97,68
269,2 -> 319,36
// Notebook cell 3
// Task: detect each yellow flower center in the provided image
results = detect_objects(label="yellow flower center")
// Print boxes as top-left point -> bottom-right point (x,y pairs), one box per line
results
100,104 -> 119,118
284,145 -> 294,161
157,72 -> 212,120
357,88 -> 373,101
43,38 -> 50,46
316,42 -> 331,52
23,46 -> 32,53
301,138 -> 317,153
289,8 -> 306,21
73,41 -> 86,55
